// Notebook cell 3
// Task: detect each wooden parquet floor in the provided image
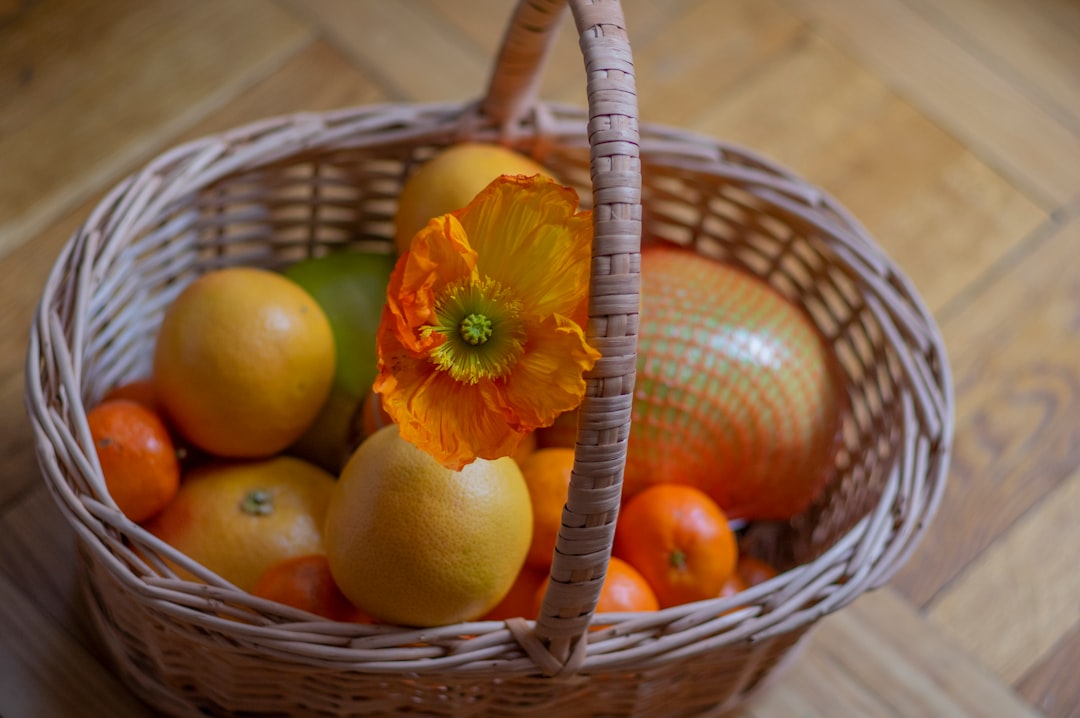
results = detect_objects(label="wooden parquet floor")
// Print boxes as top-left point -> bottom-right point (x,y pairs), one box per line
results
2,1 -> 1078,716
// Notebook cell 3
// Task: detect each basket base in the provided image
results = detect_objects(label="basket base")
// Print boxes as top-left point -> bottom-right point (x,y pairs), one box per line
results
79,544 -> 817,718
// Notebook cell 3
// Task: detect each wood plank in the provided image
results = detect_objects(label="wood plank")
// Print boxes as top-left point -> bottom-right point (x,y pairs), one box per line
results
278,0 -> 491,103
0,42 -> 386,510
172,41 -> 387,140
744,641 -> 894,718
779,0 -> 1080,209
290,0 -> 801,126
746,589 -> 1041,717
0,0 -> 312,262
904,0 -> 1080,130
0,570 -> 150,718
688,34 -> 1046,314
0,486 -> 90,648
418,0 -> 699,68
618,0 -> 802,126
926,467 -> 1080,684
356,0 -> 682,111
413,0 -> 652,111
893,213 -> 1080,606
418,0 -> 803,126
1017,622 -> 1080,718
0,207 -> 86,509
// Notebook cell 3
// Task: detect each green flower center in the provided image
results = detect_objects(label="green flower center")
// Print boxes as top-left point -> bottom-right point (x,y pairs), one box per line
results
427,277 -> 526,384
459,313 -> 493,345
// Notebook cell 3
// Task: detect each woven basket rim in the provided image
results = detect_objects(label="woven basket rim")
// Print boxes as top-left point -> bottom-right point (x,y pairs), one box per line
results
26,97 -> 951,668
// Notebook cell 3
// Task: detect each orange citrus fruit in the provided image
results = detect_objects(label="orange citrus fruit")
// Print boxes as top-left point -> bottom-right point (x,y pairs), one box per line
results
532,556 -> 659,621
737,555 -> 780,587
535,409 -> 578,449
483,565 -> 549,621
354,388 -> 394,445
86,399 -> 180,523
517,448 -> 574,570
102,378 -> 199,466
394,143 -> 550,254
252,554 -> 371,623
324,425 -> 533,627
718,572 -> 747,599
613,483 -> 738,608
145,456 -> 335,592
153,267 -> 335,459
511,430 -> 538,465
716,572 -> 748,616
594,557 -> 661,614
102,378 -> 160,412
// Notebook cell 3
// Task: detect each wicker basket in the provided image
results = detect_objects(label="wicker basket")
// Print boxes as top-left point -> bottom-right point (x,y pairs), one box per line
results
25,0 -> 952,715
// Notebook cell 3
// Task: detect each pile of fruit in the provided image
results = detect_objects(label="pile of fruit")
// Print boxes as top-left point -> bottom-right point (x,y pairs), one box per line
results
86,143 -> 842,627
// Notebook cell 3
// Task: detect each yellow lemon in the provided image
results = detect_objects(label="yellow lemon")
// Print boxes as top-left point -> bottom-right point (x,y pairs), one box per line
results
324,425 -> 533,627
394,142 -> 550,254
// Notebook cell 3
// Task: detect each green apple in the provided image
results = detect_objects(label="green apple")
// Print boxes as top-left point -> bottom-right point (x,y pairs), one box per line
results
283,250 -> 395,472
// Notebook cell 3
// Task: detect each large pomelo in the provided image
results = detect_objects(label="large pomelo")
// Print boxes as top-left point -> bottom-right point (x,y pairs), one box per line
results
626,246 -> 844,520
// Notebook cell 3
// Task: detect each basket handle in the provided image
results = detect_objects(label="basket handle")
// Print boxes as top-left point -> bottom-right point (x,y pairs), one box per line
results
483,0 -> 642,676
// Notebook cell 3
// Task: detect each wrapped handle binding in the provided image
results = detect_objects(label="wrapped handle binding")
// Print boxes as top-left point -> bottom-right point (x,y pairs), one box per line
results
484,0 -> 642,675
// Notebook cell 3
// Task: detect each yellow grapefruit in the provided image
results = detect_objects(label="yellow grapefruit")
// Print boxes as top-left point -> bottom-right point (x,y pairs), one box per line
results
324,425 -> 533,627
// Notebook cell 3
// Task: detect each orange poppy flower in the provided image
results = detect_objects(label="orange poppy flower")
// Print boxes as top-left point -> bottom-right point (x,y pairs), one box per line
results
375,175 -> 600,470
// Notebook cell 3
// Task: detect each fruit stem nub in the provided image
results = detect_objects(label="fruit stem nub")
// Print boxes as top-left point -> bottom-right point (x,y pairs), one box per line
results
241,489 -> 274,516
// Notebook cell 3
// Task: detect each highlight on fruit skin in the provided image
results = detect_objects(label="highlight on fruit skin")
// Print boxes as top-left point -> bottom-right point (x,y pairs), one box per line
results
375,175 -> 599,471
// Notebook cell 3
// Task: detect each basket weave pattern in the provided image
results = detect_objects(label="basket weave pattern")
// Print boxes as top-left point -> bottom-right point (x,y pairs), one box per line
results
25,1 -> 952,715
